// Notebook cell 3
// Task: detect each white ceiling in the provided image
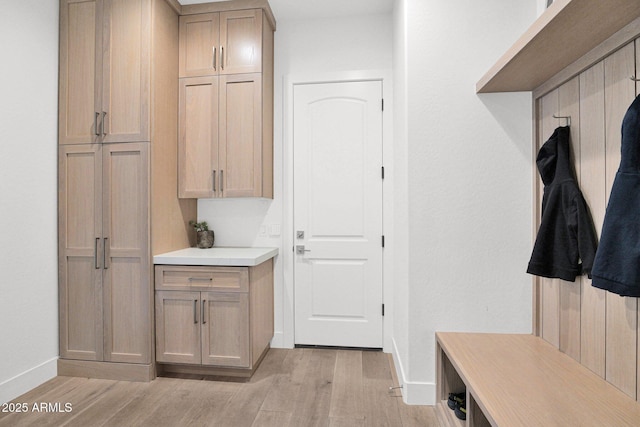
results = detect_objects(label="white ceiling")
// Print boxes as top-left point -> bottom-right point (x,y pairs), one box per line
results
179,0 -> 394,21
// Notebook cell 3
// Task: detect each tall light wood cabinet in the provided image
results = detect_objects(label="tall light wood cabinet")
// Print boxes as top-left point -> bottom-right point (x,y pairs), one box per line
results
102,143 -> 151,363
59,0 -> 150,145
58,144 -> 103,362
58,0 -> 196,381
58,0 -> 102,145
178,7 -> 274,199
59,143 -> 150,364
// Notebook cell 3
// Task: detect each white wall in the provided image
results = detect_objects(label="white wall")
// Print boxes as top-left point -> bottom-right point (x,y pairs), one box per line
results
538,0 -> 550,16
197,12 -> 394,348
393,0 -> 537,404
0,0 -> 539,407
391,0 -> 411,398
0,0 -> 59,404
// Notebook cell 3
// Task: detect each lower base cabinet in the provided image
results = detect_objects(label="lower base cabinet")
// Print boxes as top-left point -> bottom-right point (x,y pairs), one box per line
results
156,290 -> 250,367
154,260 -> 273,375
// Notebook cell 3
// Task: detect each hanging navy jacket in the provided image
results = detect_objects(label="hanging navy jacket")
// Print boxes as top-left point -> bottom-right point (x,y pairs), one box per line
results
592,94 -> 640,296
527,126 -> 598,282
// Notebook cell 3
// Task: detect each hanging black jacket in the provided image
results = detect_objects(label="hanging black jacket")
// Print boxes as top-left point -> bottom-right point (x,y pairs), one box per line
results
592,94 -> 640,296
527,126 -> 598,282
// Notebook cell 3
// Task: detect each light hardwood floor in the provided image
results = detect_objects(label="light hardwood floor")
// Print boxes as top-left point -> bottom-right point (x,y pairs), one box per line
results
0,349 -> 439,427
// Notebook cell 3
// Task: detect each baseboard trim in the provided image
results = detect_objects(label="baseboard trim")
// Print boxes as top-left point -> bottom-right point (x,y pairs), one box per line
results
157,345 -> 271,379
391,338 -> 436,405
270,331 -> 288,348
57,359 -> 154,382
0,357 -> 57,404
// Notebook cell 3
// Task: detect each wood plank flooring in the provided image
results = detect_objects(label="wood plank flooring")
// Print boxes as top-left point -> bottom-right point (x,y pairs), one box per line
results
0,349 -> 439,427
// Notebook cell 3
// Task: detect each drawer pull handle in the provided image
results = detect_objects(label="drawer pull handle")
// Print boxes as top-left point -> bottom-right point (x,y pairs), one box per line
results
188,277 -> 213,282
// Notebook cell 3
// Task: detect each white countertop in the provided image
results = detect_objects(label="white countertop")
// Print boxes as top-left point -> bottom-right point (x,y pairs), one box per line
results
153,247 -> 278,267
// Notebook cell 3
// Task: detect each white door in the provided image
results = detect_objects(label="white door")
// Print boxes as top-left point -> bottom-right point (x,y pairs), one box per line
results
293,80 -> 383,348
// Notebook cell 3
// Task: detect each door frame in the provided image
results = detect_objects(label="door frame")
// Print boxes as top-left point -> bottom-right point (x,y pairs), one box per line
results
281,70 -> 394,352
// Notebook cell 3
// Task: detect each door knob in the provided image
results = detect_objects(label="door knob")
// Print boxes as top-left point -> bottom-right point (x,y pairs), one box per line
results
296,245 -> 311,255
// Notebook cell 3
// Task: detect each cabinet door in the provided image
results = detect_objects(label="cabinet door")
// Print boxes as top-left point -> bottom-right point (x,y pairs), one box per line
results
201,292 -> 250,367
219,73 -> 262,197
59,0 -> 103,145
179,13 -> 220,78
102,142 -> 151,363
178,76 -> 219,198
59,144 -> 103,360
219,9 -> 262,75
101,0 -> 150,143
155,291 -> 201,364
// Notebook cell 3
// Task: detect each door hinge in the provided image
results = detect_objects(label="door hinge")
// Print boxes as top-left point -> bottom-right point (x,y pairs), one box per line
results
381,166 -> 385,179
382,235 -> 385,248
382,304 -> 385,316
382,99 -> 384,111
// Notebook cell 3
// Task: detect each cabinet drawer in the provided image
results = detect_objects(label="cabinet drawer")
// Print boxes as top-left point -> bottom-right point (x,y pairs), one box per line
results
155,265 -> 248,292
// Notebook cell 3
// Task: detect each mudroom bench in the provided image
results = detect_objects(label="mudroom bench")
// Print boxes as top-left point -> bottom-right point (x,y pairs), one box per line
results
436,332 -> 640,427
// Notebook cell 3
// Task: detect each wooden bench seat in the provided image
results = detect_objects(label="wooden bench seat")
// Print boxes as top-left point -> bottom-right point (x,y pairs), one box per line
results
436,333 -> 640,426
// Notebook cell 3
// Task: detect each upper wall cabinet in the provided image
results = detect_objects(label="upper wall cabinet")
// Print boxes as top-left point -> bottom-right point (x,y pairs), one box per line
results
178,73 -> 265,199
59,0 -> 150,144
178,6 -> 274,199
179,10 -> 263,78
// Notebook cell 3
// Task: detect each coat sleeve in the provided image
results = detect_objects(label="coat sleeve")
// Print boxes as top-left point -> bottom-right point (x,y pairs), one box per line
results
575,194 -> 598,278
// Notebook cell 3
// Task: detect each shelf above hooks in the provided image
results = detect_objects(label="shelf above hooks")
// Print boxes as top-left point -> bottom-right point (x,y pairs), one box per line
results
476,0 -> 640,93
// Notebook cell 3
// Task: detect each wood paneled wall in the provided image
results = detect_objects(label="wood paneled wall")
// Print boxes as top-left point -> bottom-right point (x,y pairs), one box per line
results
534,39 -> 640,399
